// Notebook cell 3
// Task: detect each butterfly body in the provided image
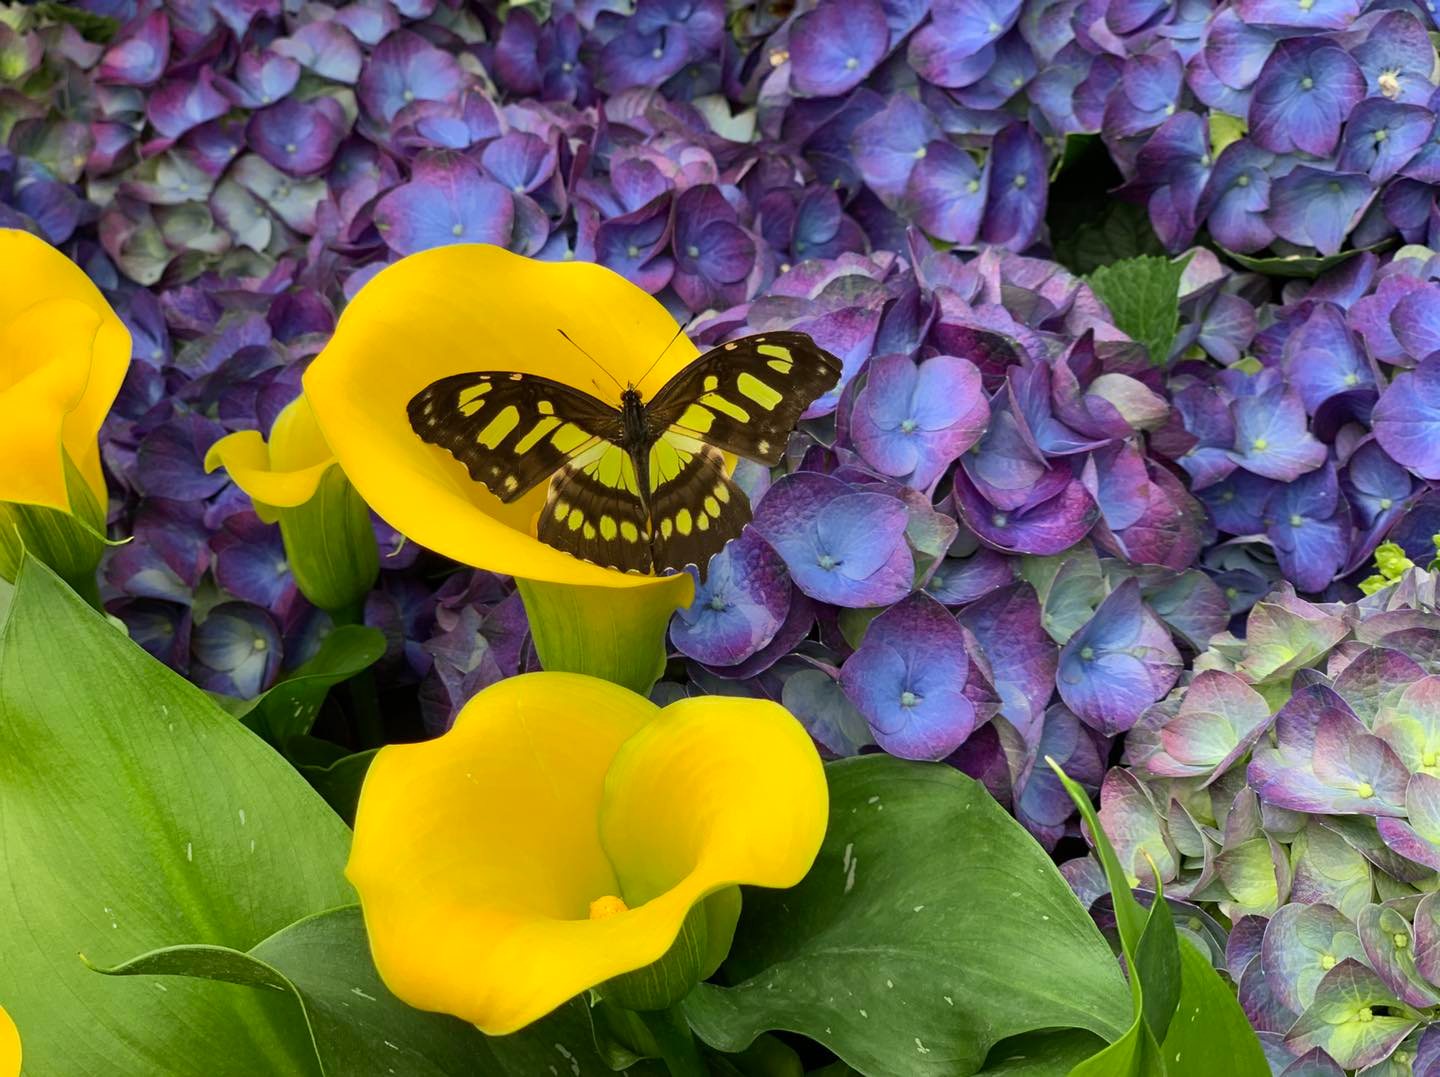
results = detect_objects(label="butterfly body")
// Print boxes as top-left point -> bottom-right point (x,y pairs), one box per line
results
409,331 -> 842,577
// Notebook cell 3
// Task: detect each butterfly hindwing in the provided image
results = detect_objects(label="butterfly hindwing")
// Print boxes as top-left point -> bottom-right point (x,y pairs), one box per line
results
645,331 -> 843,466
538,441 -> 653,573
646,433 -> 751,573
408,372 -> 623,503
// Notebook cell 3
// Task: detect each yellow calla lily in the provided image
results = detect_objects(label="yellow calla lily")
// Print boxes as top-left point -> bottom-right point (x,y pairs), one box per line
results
346,672 -> 828,1035
0,1002 -> 18,1077
205,394 -> 336,524
0,228 -> 130,514
205,394 -> 378,613
302,244 -> 698,596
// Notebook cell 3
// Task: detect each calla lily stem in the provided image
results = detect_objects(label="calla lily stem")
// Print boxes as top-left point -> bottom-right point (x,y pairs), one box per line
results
635,1005 -> 708,1077
332,604 -> 385,748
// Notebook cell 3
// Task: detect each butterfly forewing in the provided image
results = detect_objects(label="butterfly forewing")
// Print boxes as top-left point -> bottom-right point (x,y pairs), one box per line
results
408,372 -> 623,502
645,331 -> 843,466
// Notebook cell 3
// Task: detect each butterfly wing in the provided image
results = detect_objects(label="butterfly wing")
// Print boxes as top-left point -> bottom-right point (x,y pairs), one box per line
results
644,331 -> 843,466
408,372 -> 624,502
644,432 -> 751,573
538,441 -> 654,573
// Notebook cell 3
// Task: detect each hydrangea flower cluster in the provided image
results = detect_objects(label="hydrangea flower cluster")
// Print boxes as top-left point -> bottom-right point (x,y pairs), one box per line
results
657,240 -> 1234,846
1100,0 -> 1440,258
1072,570 -> 1440,1067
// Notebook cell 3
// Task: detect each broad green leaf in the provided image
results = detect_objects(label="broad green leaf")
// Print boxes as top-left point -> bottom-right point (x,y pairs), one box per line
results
1159,938 -> 1272,1076
1135,897 -> 1181,1044
0,557 -> 354,1074
1224,241 -> 1392,279
1053,201 -> 1167,275
1067,1017 -> 1163,1077
296,745 -> 377,825
233,624 -> 386,744
1085,255 -> 1190,367
979,1030 -> 1109,1074
91,905 -> 620,1076
684,756 -> 1132,1076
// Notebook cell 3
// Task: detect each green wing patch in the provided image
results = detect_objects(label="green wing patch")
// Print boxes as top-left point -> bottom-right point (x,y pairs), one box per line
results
408,372 -> 622,502
645,331 -> 843,466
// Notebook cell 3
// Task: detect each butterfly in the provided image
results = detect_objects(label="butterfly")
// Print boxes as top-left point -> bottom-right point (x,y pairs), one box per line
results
408,330 -> 842,576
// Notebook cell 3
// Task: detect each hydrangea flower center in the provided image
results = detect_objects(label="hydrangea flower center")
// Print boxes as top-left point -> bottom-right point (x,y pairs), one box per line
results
1080,646 -> 1095,660
845,57 -> 859,70
1300,76 -> 1314,90
1252,437 -> 1267,451
1355,781 -> 1375,798
817,553 -> 839,570
1357,1007 -> 1373,1023
1380,70 -> 1402,98
1380,498 -> 1393,509
1236,174 -> 1250,187
900,418 -> 917,433
1289,514 -> 1303,527
252,637 -> 268,652
1394,932 -> 1408,949
899,690 -> 919,708
1320,953 -> 1336,969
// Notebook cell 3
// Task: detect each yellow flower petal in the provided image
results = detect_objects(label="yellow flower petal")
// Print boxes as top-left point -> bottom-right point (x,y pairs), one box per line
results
303,244 -> 700,589
0,231 -> 130,512
599,696 -> 828,907
347,674 -> 828,1036
0,1002 -> 17,1077
347,673 -> 654,1033
204,396 -> 336,519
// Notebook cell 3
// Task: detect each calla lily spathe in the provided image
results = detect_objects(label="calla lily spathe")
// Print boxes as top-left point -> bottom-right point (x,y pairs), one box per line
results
0,1003 -> 17,1077
205,394 -> 337,523
346,672 -> 828,1034
0,229 -> 129,515
206,394 -> 378,613
302,243 -> 699,598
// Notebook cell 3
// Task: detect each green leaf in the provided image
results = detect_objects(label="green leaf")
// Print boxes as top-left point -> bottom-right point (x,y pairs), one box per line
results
232,624 -> 386,744
1159,938 -> 1270,1076
1085,255 -> 1190,367
1052,201 -> 1167,275
683,756 -> 1133,1076
1049,760 -> 1269,1077
0,558 -> 355,1074
1207,113 -> 1246,156
979,1030 -> 1110,1074
90,905 -> 625,1076
1222,241 -> 1392,279
295,745 -> 378,825
31,1 -> 120,41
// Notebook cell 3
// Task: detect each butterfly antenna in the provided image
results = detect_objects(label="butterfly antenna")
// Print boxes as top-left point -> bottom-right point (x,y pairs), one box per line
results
557,329 -> 624,391
634,320 -> 692,392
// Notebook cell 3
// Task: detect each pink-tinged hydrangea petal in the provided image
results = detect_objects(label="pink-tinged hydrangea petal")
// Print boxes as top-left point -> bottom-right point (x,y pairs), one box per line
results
672,185 -> 757,312
274,21 -> 363,84
480,132 -> 558,196
1283,304 -> 1373,413
1013,363 -> 1113,455
1103,52 -> 1185,139
1148,670 -> 1272,783
595,197 -> 675,294
671,531 -> 791,668
958,582 -> 1056,741
1094,768 -> 1177,888
1249,40 -> 1365,158
840,592 -> 976,760
795,305 -> 883,419
1332,646 -> 1424,727
1376,776 -> 1440,873
1196,140 -> 1275,254
98,11 -> 170,86
907,27 -> 996,89
1057,579 -> 1181,737
1348,275 -> 1427,366
750,472 -> 913,608
1238,960 -> 1299,1036
1249,685 -> 1410,816
1357,902 -> 1439,1008
1229,385 -> 1327,481
789,0 -> 890,98
852,353 -> 988,490
954,468 -> 1100,556
1097,462 -> 1211,571
962,397 -> 1055,509
372,154 -> 513,256
1374,357 -> 1440,480
357,30 -> 465,123
1266,167 -> 1374,257
148,69 -> 231,142
1261,904 -> 1367,1016
1372,675 -> 1440,778
246,97 -> 348,177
